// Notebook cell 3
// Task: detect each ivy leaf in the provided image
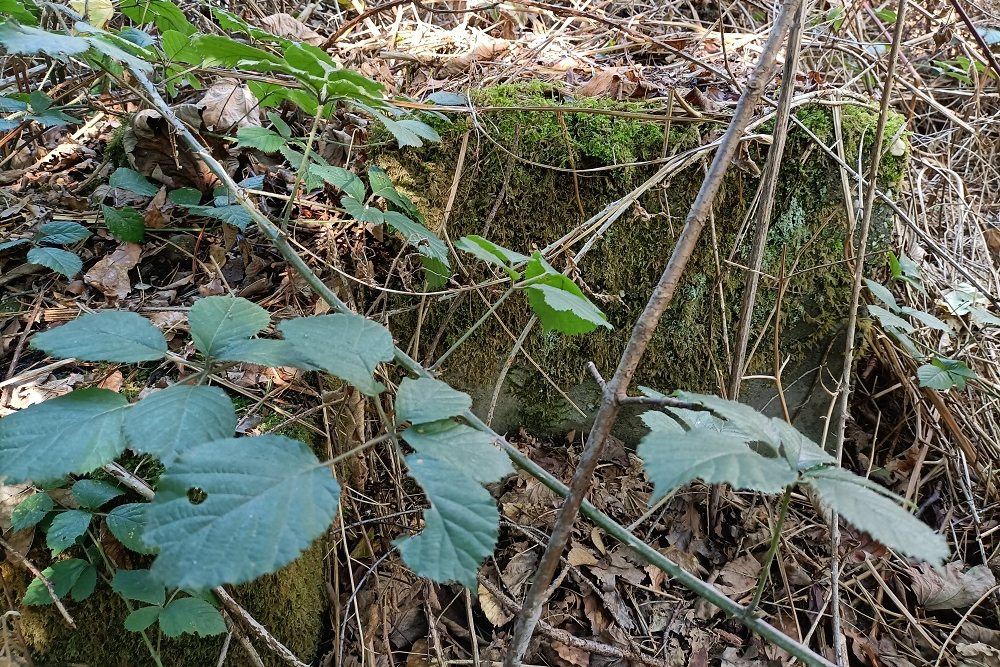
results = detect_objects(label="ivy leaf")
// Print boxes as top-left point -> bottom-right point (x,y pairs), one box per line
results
638,427 -> 797,503
235,126 -> 285,153
144,436 -> 340,589
396,377 -> 472,425
23,559 -> 96,605
107,503 -> 157,554
158,597 -> 226,637
35,221 -> 91,245
72,479 -> 124,509
47,509 -> 92,555
31,311 -> 168,362
279,314 -> 395,395
102,205 -> 145,243
395,454 -> 498,589
27,246 -> 81,277
0,389 -> 129,483
125,605 -> 162,632
112,569 -> 166,606
309,164 -> 366,202
11,492 -> 53,531
803,467 -> 948,565
403,421 -> 512,484
124,385 -> 236,463
109,167 -> 159,196
189,296 -> 270,359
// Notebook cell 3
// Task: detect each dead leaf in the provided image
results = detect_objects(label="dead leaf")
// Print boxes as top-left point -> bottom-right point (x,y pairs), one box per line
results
568,542 -> 599,567
576,67 -> 657,100
143,188 -> 170,229
98,370 -> 124,392
198,78 -> 261,132
84,242 -> 141,300
552,640 -> 590,667
957,642 -> 1000,667
501,547 -> 538,598
257,13 -> 325,45
477,582 -> 513,626
910,561 -> 997,610
125,109 -> 217,191
441,36 -> 511,75
69,0 -> 114,28
716,555 -> 762,598
962,622 -> 1000,648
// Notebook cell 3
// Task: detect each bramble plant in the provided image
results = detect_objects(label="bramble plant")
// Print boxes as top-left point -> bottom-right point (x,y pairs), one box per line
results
0,1 -> 950,664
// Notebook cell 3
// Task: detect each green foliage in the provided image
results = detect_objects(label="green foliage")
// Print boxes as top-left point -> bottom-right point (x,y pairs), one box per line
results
31,311 -> 168,362
189,295 -> 270,358
11,492 -> 53,531
27,247 -> 82,278
639,392 -> 948,565
23,559 -> 97,605
143,435 -> 341,590
524,252 -> 611,334
112,569 -> 165,606
47,509 -> 92,554
107,503 -> 157,554
917,358 -> 976,391
396,377 -> 472,425
72,479 -> 124,508
156,598 -> 226,637
123,385 -> 237,463
109,167 -> 159,196
0,217 -> 90,279
102,205 -> 145,242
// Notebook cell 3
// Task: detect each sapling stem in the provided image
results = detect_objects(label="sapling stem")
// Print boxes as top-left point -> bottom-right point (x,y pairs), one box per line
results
748,485 -> 794,613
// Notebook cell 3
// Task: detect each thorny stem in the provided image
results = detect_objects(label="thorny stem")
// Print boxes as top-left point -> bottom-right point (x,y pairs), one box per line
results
127,65 -> 835,667
748,485 -> 794,613
504,0 -> 804,661
827,0 -> 910,664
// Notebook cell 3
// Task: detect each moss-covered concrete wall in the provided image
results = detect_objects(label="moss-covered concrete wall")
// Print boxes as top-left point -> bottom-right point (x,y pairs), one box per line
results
375,83 -> 904,441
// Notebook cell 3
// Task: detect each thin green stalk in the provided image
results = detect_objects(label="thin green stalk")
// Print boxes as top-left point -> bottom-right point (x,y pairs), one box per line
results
129,68 -> 835,667
429,287 -> 514,370
280,104 -> 326,231
748,485 -> 793,613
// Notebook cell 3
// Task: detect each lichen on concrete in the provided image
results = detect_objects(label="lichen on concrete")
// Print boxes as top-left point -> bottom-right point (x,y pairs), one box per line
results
374,83 -> 904,438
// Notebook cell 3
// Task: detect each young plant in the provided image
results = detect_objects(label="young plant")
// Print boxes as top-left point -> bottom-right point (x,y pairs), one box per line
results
0,221 -> 91,278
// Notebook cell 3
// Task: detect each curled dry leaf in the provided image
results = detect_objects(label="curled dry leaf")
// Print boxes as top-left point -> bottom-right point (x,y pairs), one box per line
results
910,561 -> 997,610
477,581 -> 513,626
576,67 -> 657,100
125,109 -> 217,191
197,78 -> 262,132
257,13 -> 325,46
441,35 -> 512,75
84,242 -> 141,300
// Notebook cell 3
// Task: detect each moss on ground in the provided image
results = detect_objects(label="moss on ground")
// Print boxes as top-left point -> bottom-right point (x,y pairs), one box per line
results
374,83 -> 903,433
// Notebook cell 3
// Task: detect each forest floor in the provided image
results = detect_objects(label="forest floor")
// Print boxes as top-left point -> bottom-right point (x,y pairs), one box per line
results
2,0 -> 1000,666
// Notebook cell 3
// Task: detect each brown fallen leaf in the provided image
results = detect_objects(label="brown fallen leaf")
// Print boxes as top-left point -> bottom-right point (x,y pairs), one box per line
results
478,581 -> 513,626
125,108 -> 217,191
568,541 -> 599,567
552,640 -> 590,667
257,13 -> 325,46
910,561 -> 997,610
84,242 -> 141,300
715,554 -> 762,598
441,35 -> 511,75
198,78 -> 262,132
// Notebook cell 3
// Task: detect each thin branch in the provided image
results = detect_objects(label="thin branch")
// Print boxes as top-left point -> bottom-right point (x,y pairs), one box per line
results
0,535 -> 75,628
504,0 -> 805,661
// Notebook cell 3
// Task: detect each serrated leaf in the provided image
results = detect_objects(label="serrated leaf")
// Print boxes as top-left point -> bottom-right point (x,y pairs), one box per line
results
189,296 -> 270,358
396,377 -> 472,425
639,410 -> 683,432
32,311 -> 168,362
638,428 -> 797,503
112,569 -> 165,606
124,605 -> 162,631
11,492 -> 53,531
0,238 -> 30,252
168,187 -> 202,206
144,435 -> 340,589
47,509 -> 92,555
158,597 -> 226,637
213,338 -> 317,369
0,21 -> 90,60
267,111 -> 291,138
27,246 -> 81,277
279,314 -> 395,395
868,304 -> 915,332
865,278 -> 897,310
309,164 -> 365,202
107,503 -> 157,554
23,559 -> 96,605
917,363 -> 952,390
670,392 -> 783,452
123,385 -> 236,463
109,167 -> 159,196
402,420 -> 512,483
0,388 -> 129,483
381,211 -> 449,266
341,195 -> 385,224
35,221 -> 91,245
236,126 -> 285,153
120,0 -> 195,35
526,284 -> 611,333
186,204 -> 252,231
102,205 -> 145,242
803,467 -> 948,564
455,235 -> 528,278
368,166 -> 420,218
395,454 -> 498,588
72,479 -> 124,509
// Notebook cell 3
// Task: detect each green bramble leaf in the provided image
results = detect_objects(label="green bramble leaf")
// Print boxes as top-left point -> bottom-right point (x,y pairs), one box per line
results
27,246 -> 81,277
402,420 -> 512,484
918,358 -> 976,391
47,509 -> 92,555
23,559 -> 96,605
158,597 -> 226,637
112,569 -> 165,606
11,492 -> 53,531
455,235 -> 528,279
280,314 -> 395,395
72,479 -> 124,509
309,164 -> 366,202
31,311 -> 168,363
123,385 -> 236,464
144,436 -> 340,589
0,238 -> 30,252
102,205 -> 145,242
395,454 -> 498,589
107,503 -> 157,554
381,211 -> 449,267
899,306 -> 952,332
395,377 -> 472,425
0,389 -> 129,483
188,296 -> 270,359
803,467 -> 948,565
124,605 -> 162,632
35,221 -> 91,245
120,0 -> 195,35
235,126 -> 286,153
109,167 -> 158,196
186,204 -> 252,231
868,304 -> 914,332
524,252 -> 609,335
